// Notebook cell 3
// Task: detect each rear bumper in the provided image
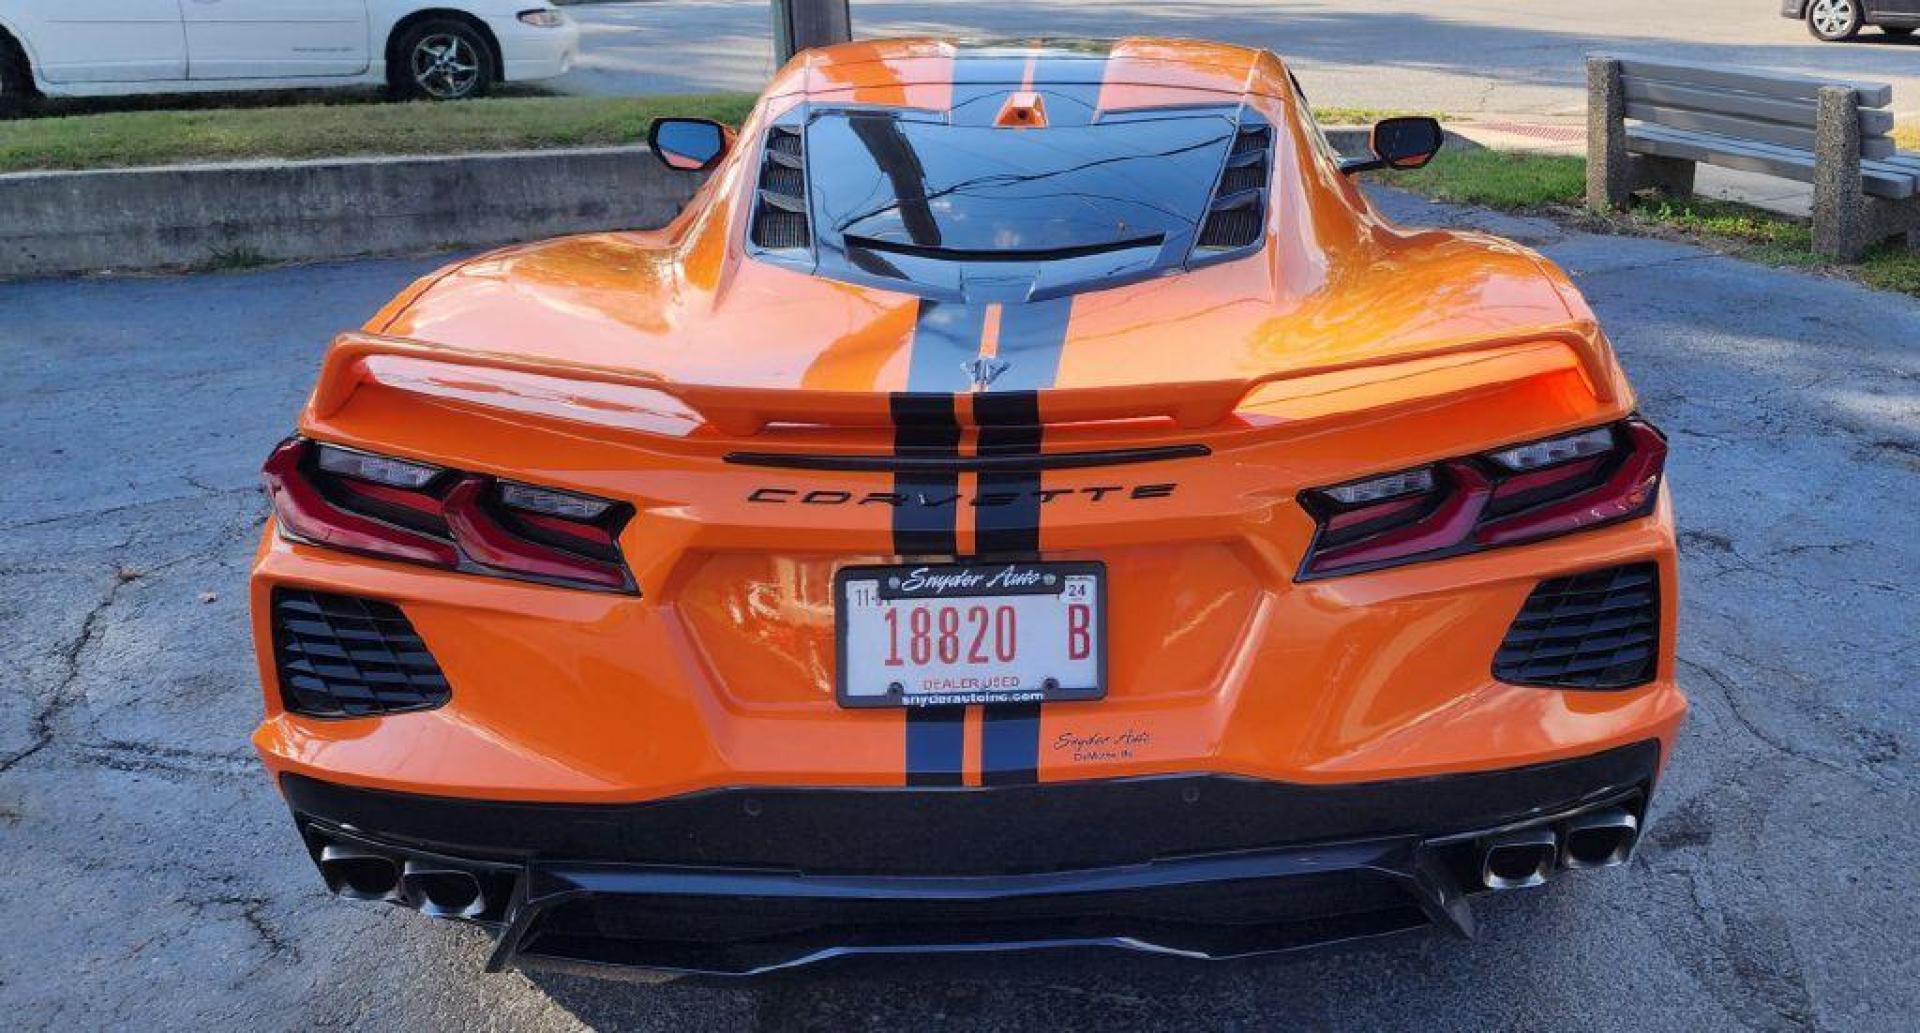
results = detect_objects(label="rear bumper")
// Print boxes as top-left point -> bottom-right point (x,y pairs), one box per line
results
283,740 -> 1660,975
490,16 -> 578,82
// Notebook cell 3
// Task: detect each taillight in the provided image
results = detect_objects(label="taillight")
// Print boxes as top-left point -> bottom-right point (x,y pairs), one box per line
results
261,438 -> 635,593
1298,418 -> 1666,579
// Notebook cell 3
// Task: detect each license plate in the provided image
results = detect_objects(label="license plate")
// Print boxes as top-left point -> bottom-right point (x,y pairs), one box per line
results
835,561 -> 1106,708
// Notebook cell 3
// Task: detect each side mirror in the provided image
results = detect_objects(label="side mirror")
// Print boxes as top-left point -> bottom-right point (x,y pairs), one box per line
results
1339,116 -> 1444,174
649,117 -> 730,172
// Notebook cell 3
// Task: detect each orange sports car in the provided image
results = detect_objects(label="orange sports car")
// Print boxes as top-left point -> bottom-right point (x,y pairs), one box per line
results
250,37 -> 1684,977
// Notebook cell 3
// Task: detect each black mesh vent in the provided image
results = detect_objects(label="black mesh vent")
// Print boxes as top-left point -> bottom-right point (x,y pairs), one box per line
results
1217,161 -> 1265,196
1197,204 -> 1262,248
272,589 -> 449,718
1197,124 -> 1271,251
1494,564 -> 1660,690
751,125 -> 810,250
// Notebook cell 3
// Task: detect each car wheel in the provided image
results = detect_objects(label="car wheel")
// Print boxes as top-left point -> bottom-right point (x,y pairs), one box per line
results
0,33 -> 31,118
1806,0 -> 1864,40
390,19 -> 495,100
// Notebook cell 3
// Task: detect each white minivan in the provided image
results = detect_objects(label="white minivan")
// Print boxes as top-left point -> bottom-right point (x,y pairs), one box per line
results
0,1 -> 578,112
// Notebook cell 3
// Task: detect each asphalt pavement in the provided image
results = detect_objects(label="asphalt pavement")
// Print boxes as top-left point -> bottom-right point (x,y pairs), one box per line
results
1,188 -> 1916,1030
553,0 -> 1920,118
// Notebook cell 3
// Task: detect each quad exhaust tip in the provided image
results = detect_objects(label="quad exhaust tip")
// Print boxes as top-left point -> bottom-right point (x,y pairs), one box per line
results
1481,828 -> 1557,890
317,845 -> 403,902
1561,808 -> 1639,870
402,861 -> 488,919
316,841 -> 490,918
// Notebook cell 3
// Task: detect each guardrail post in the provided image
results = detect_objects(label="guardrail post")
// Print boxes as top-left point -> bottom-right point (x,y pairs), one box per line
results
1586,56 -> 1629,212
1812,85 -> 1868,261
772,0 -> 852,65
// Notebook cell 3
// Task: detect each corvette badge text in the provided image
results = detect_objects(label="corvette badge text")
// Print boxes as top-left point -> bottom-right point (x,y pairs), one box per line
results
747,483 -> 1178,507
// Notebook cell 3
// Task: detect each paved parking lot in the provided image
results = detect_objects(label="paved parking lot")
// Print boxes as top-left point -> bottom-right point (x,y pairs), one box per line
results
1,188 -> 1916,1030
555,0 -> 1920,117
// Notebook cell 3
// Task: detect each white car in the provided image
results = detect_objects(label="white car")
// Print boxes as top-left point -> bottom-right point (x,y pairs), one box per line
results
0,1 -> 578,112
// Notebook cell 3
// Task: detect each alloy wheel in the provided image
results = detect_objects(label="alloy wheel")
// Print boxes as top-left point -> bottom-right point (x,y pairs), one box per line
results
410,33 -> 481,99
1809,0 -> 1859,38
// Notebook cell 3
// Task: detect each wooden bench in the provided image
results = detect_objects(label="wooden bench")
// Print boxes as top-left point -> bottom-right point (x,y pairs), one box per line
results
1586,55 -> 1920,260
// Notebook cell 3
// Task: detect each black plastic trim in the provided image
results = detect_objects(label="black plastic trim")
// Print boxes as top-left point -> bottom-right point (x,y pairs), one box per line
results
490,836 -> 1469,975
1494,563 -> 1661,690
723,443 -> 1209,473
280,740 -> 1660,876
271,588 -> 449,719
847,233 -> 1166,263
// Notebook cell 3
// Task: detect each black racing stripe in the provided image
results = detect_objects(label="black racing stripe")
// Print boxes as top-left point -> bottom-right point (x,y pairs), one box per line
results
980,700 -> 1042,786
906,301 -> 988,393
1029,43 -> 1112,128
972,390 -> 1043,557
989,298 -> 1073,392
892,391 -> 965,786
905,707 -> 966,787
947,51 -> 1029,128
889,392 -> 961,556
973,383 -> 1053,783
894,304 -> 971,786
975,390 -> 1045,785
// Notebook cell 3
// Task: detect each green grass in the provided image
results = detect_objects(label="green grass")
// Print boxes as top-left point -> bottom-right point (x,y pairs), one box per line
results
1379,148 -> 1587,210
1310,107 -> 1450,126
1376,147 -> 1920,299
0,93 -> 757,173
200,246 -> 273,273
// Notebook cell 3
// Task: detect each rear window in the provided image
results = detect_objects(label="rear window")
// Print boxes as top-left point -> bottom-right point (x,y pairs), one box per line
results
804,111 -> 1240,259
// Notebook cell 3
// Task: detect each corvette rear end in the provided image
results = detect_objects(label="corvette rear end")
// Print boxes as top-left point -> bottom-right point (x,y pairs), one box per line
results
249,38 -> 1685,977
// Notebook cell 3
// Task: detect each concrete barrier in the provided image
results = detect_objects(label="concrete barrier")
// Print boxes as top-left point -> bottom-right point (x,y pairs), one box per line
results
0,145 -> 705,279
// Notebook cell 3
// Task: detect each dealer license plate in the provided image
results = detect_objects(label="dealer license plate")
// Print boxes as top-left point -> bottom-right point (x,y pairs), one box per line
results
835,561 -> 1106,708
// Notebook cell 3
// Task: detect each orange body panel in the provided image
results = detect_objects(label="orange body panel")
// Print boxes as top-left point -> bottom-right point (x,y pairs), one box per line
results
251,37 -> 1683,807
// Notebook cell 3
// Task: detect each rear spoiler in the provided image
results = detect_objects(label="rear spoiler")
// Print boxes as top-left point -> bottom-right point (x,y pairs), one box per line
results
307,327 -> 1618,436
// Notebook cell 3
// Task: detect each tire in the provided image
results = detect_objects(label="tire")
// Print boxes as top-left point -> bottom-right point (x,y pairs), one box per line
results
1806,0 -> 1864,41
388,18 -> 495,101
0,32 -> 31,118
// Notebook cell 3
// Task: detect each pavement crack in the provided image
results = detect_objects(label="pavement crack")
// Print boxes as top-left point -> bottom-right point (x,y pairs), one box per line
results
0,552 -> 134,776
182,891 -> 301,963
0,485 -> 260,533
1677,527 -> 1788,583
73,739 -> 257,778
1760,539 -> 1867,558
1676,655 -> 1894,785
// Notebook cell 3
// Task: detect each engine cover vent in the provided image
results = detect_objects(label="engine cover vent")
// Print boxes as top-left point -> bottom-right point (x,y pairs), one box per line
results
1195,124 -> 1271,252
751,125 -> 810,251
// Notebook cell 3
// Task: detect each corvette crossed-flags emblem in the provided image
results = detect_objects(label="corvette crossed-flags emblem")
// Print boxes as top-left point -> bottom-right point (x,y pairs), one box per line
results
962,357 -> 1012,390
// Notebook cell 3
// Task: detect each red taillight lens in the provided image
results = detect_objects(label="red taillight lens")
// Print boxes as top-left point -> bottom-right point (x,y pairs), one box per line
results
261,438 -> 635,593
1299,418 -> 1666,579
262,440 -> 459,567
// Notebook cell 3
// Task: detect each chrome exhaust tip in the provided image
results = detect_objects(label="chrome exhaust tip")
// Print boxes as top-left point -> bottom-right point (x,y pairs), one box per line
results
317,845 -> 403,902
1561,808 -> 1639,870
1481,828 -> 1557,890
402,861 -> 487,919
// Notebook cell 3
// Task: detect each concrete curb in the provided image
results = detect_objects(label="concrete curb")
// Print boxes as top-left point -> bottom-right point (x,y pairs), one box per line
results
0,145 -> 706,279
